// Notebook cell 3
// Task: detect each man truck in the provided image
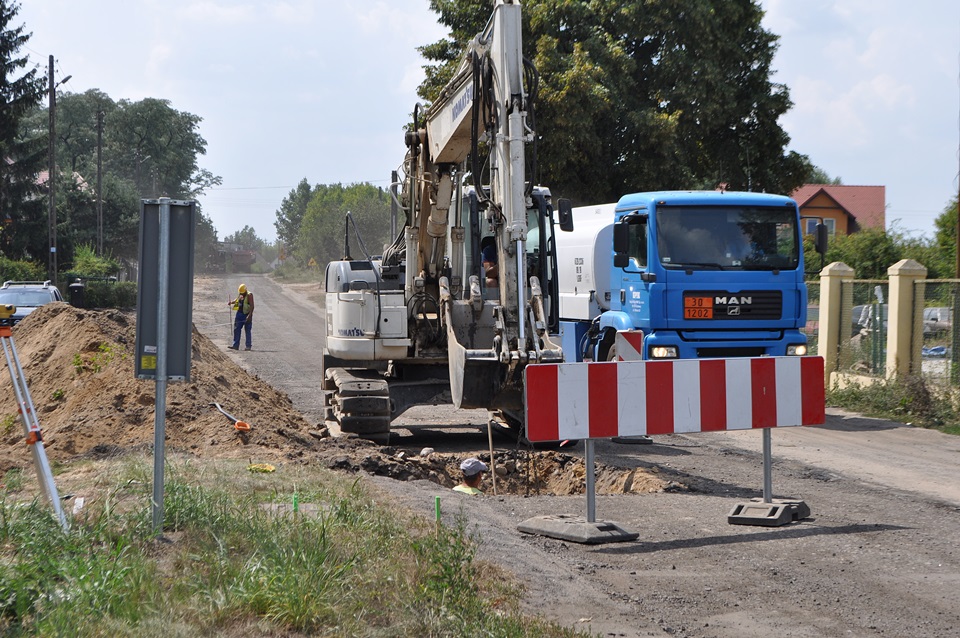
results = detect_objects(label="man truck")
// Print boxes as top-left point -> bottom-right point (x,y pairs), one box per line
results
555,190 -> 826,363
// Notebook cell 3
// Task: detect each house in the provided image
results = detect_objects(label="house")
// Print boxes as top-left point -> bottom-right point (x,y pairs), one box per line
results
790,184 -> 885,237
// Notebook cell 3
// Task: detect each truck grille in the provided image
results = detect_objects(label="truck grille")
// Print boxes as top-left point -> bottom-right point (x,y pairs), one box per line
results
684,290 -> 782,321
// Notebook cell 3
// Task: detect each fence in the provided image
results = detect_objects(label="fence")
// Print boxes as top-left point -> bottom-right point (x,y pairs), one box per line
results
811,259 -> 959,391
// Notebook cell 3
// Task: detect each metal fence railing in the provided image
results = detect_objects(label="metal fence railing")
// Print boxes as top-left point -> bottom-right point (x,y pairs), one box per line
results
836,279 -> 889,378
803,281 -> 819,356
916,279 -> 960,389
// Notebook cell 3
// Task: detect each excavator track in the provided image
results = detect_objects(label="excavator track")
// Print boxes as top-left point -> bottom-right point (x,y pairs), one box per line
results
324,368 -> 391,443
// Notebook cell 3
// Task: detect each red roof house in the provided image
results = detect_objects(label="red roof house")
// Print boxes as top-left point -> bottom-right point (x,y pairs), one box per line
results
790,185 -> 886,236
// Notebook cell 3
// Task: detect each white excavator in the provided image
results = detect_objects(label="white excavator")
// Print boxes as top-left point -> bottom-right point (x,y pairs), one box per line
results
321,0 -> 571,442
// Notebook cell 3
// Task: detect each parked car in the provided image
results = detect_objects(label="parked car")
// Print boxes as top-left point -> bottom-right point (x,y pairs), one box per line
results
923,307 -> 953,336
0,280 -> 64,324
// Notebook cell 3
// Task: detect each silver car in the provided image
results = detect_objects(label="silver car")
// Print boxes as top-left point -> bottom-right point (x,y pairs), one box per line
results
0,281 -> 64,324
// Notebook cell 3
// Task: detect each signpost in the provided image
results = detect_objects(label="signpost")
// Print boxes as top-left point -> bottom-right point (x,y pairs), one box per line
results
135,198 -> 196,533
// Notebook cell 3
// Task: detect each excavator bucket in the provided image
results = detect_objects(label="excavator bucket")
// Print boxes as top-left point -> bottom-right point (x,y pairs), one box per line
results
445,299 -> 524,411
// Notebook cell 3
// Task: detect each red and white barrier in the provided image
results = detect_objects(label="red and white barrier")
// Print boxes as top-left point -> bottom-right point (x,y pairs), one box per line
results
614,331 -> 644,361
525,356 -> 825,442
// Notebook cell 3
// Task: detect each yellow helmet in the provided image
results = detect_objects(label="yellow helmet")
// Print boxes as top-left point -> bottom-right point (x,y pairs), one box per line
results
238,284 -> 247,294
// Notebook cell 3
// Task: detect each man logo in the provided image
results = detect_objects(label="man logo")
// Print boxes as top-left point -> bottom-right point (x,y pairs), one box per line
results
728,307 -> 741,316
715,296 -> 752,305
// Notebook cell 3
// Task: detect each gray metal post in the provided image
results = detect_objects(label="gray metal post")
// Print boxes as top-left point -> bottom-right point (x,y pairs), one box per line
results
585,439 -> 596,522
152,198 -> 171,533
762,428 -> 772,503
390,170 -> 398,240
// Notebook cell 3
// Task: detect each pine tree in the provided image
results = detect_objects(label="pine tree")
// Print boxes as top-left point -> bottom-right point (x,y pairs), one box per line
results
0,0 -> 47,260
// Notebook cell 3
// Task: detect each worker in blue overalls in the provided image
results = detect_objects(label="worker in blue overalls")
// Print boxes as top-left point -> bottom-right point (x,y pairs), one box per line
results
227,283 -> 255,350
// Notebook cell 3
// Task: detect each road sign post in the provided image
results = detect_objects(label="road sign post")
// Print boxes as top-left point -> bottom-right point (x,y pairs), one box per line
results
135,198 -> 196,533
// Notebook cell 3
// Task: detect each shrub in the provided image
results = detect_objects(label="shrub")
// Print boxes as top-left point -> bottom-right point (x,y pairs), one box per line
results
0,258 -> 44,283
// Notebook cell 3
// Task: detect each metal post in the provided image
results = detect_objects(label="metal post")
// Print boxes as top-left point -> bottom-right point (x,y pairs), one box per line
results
762,428 -> 773,503
390,170 -> 398,241
585,439 -> 596,522
47,56 -> 57,285
152,198 -> 171,533
97,110 -> 104,256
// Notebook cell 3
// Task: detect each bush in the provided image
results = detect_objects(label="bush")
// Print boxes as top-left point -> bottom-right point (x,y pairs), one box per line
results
84,281 -> 137,309
0,258 -> 44,283
828,375 -> 957,429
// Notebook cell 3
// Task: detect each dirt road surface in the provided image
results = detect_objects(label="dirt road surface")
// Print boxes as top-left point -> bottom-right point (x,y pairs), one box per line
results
195,275 -> 960,638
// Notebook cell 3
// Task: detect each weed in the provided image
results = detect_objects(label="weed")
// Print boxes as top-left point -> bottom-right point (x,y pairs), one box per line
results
3,468 -> 22,491
52,389 -> 64,401
0,414 -> 17,436
72,343 -> 127,375
828,374 -> 958,430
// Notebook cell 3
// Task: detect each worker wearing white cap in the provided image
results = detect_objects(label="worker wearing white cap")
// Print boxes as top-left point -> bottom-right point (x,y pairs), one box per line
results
453,457 -> 487,495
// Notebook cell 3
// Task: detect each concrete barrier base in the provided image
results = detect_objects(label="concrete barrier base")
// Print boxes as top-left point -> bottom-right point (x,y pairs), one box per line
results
728,498 -> 810,527
518,514 -> 638,544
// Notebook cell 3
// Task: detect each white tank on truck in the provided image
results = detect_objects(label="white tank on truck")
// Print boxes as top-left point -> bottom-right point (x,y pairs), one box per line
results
555,203 -> 615,321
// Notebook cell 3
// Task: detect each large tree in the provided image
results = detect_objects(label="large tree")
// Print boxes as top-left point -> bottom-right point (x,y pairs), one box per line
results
419,0 -> 810,203
19,91 -> 222,265
274,178 -> 314,256
297,183 -> 391,266
0,0 -> 47,261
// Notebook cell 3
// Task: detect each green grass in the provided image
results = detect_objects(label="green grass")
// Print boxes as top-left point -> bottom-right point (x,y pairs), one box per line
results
828,374 -> 960,432
0,457 -> 592,637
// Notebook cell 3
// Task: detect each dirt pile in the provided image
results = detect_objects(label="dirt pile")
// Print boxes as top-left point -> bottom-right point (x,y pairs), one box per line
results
0,301 -> 675,498
0,302 -> 325,474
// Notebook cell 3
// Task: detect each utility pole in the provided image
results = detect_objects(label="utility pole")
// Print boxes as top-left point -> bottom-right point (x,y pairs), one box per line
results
97,110 -> 104,255
47,56 -> 56,284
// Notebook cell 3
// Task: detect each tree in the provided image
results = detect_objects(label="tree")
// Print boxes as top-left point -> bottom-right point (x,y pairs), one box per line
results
929,195 -> 960,279
0,0 -> 47,261
296,183 -> 391,266
806,165 -> 842,185
822,227 -> 902,280
19,91 -> 222,265
194,208 -> 220,273
274,178 -> 314,255
103,97 -> 220,199
224,225 -> 266,252
419,0 -> 810,203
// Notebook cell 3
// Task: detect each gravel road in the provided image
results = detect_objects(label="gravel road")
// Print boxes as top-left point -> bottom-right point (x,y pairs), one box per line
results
195,274 -> 960,638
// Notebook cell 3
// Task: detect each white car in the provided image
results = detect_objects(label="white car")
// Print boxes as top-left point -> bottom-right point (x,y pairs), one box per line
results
0,281 -> 64,324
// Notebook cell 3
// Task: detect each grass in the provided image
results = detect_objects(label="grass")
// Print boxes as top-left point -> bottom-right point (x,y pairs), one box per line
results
0,456 -> 592,637
828,374 -> 960,432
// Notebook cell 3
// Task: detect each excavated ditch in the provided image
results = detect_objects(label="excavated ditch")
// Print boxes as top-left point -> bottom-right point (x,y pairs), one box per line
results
321,442 -> 689,496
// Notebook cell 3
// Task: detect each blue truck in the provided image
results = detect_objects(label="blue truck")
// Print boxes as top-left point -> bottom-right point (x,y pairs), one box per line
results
555,190 -> 825,362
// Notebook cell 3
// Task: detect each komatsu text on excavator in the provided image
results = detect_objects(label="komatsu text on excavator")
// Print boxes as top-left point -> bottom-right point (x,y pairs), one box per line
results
322,0 -> 571,442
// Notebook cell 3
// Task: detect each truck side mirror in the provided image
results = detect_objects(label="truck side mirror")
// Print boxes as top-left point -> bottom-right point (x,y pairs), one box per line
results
613,223 -> 630,268
815,223 -> 828,255
557,198 -> 574,232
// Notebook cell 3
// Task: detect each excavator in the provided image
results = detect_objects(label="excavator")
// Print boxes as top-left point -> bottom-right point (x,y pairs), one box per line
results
321,0 -> 571,442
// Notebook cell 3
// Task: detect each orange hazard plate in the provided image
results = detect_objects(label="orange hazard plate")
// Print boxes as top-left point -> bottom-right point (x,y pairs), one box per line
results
684,295 -> 713,319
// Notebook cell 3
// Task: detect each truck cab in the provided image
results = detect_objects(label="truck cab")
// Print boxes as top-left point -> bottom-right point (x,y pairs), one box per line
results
557,190 -> 812,362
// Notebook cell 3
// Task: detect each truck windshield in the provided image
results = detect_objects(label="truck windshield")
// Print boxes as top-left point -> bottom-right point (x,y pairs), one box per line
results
656,206 -> 799,270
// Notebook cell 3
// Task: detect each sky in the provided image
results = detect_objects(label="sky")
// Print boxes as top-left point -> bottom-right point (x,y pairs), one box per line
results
16,0 -> 960,244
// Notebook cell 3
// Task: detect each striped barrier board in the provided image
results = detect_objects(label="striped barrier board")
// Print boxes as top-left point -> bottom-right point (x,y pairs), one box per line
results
524,356 -> 825,442
614,331 -> 644,361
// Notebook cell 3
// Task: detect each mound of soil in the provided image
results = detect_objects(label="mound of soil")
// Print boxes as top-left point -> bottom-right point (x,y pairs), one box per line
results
0,301 -> 674,498
0,303 -> 327,474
